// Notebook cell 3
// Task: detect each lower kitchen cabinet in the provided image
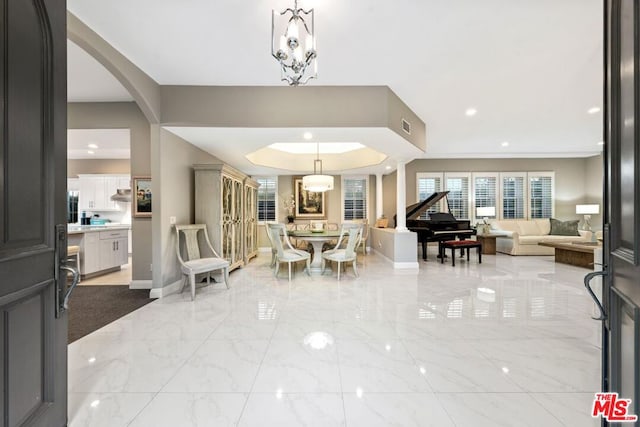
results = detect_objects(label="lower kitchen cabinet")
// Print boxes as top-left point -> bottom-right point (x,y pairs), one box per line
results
81,232 -> 100,275
98,230 -> 129,271
73,228 -> 129,278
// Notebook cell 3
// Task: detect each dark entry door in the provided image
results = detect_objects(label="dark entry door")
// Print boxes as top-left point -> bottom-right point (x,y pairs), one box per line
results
602,0 -> 640,423
0,0 -> 69,426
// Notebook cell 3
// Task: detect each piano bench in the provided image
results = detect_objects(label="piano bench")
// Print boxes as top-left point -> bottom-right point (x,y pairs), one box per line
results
440,240 -> 482,266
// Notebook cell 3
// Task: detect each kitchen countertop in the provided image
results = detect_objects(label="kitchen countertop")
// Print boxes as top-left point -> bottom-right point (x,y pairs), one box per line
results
68,225 -> 131,235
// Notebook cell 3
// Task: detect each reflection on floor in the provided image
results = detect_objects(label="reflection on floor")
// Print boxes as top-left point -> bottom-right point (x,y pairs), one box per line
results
68,251 -> 601,427
80,257 -> 132,286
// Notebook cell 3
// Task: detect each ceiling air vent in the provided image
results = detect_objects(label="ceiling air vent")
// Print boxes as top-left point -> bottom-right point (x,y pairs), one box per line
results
401,118 -> 411,135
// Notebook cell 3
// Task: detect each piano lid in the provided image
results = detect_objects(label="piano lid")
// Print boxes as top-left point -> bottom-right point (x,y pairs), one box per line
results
405,191 -> 450,220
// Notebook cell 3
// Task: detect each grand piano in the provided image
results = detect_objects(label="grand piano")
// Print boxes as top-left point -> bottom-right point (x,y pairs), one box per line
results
395,191 -> 477,260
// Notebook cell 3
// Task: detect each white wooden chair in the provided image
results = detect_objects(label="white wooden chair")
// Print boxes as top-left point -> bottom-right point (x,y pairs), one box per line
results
353,218 -> 369,255
321,223 -> 363,280
268,223 -> 311,280
175,224 -> 229,300
264,221 -> 279,268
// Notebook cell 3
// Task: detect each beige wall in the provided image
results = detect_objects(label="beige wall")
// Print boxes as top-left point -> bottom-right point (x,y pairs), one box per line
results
153,129 -> 220,288
160,86 -> 425,150
68,102 -> 152,281
382,157 -> 604,228
68,159 -> 130,177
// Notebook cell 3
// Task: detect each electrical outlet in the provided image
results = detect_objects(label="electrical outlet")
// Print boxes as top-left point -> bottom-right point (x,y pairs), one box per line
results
169,216 -> 176,225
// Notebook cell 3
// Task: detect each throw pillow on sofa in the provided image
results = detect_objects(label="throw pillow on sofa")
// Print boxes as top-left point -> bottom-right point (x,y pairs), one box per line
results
549,218 -> 580,236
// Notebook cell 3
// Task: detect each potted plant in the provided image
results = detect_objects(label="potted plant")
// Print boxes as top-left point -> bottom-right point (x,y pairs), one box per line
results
283,194 -> 295,223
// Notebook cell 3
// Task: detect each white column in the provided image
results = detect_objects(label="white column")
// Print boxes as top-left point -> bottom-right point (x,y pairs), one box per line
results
376,173 -> 383,219
395,160 -> 408,232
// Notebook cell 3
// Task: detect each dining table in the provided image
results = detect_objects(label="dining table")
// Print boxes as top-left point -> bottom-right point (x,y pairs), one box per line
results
288,229 -> 343,274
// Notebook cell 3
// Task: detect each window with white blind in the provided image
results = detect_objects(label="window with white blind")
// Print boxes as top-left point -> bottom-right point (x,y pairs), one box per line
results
472,173 -> 498,220
256,177 -> 277,222
342,176 -> 368,220
444,173 -> 471,219
416,173 -> 443,219
500,173 -> 526,219
529,172 -> 554,218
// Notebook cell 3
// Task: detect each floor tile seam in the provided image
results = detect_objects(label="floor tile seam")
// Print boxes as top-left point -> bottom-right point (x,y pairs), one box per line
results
68,391 -> 158,395
425,387 -> 460,426
432,391 -> 559,395
399,343 -> 500,368
199,309 -> 234,341
526,392 -> 569,426
125,390 -> 160,427
153,331 -> 220,396
334,328 -> 348,427
394,338 -> 437,393
236,310 -> 278,424
475,352 -> 538,392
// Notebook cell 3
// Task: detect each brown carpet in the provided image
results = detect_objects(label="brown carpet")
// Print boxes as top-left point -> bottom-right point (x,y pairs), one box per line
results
68,285 -> 155,343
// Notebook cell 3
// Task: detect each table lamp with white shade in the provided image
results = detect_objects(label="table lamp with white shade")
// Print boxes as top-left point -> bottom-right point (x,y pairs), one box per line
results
476,206 -> 496,234
575,204 -> 600,232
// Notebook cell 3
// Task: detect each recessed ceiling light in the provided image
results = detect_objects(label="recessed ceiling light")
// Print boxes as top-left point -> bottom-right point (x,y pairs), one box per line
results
87,150 -> 95,154
88,143 -> 99,149
588,107 -> 601,114
385,165 -> 392,170
597,141 -> 605,146
501,141 -> 509,147
465,108 -> 477,117
303,132 -> 313,140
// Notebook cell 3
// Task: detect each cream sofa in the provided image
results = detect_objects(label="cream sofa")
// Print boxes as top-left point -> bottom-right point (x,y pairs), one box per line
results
489,219 -> 592,255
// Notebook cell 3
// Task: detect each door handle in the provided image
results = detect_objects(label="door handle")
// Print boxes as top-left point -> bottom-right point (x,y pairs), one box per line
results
584,270 -> 608,321
59,265 -> 80,312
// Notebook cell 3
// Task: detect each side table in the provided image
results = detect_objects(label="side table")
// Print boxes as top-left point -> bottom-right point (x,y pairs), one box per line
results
476,234 -> 499,255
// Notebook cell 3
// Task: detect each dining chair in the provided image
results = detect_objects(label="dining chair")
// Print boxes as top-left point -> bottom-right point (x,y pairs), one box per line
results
264,221 -> 279,268
175,224 -> 230,300
309,219 -> 328,232
321,223 -> 363,280
353,218 -> 369,255
268,223 -> 311,280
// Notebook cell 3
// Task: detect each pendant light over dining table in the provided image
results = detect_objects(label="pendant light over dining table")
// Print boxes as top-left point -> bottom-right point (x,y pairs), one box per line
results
302,142 -> 334,192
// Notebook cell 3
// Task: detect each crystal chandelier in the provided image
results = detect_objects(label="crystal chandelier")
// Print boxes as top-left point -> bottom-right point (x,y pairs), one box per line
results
271,0 -> 317,86
303,142 -> 334,192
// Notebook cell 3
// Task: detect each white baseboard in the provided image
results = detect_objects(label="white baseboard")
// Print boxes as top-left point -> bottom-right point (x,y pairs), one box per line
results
393,261 -> 420,269
129,280 -> 152,289
258,247 -> 272,253
372,250 -> 419,269
149,279 -> 182,299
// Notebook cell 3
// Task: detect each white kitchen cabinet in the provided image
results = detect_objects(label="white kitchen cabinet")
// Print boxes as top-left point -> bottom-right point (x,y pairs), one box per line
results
81,232 -> 100,275
98,229 -> 129,271
78,174 -> 130,212
68,178 -> 80,192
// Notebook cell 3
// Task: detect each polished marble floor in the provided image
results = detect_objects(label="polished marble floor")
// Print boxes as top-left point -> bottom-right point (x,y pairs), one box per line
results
68,250 -> 602,426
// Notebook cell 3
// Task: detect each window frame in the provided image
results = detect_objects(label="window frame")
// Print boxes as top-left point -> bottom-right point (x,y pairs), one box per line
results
341,175 -> 369,221
471,172 -> 499,222
499,172 -> 528,220
255,176 -> 277,224
443,172 -> 472,220
527,171 -> 555,219
416,172 -> 444,218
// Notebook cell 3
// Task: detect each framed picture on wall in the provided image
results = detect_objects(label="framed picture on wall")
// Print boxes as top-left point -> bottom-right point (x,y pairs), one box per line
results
133,176 -> 152,217
294,177 -> 326,219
